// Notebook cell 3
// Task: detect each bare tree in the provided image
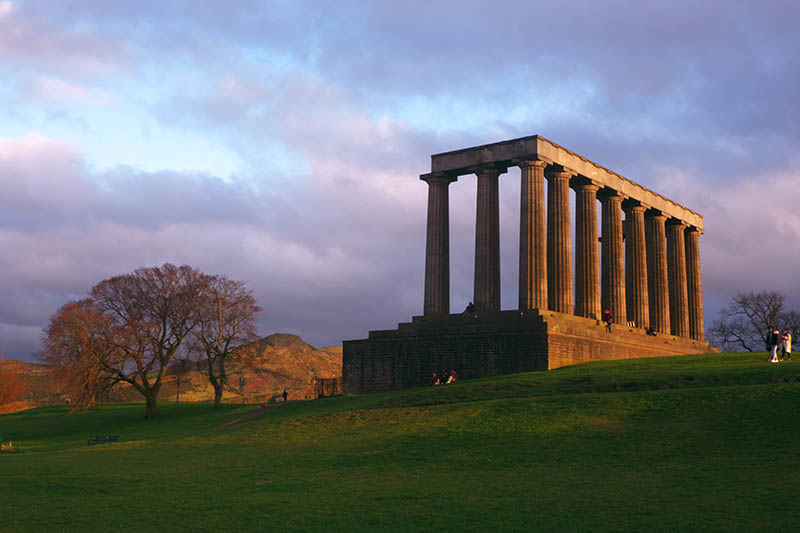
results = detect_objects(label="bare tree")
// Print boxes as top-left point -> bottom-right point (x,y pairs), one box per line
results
90,264 -> 207,418
41,264 -> 207,418
170,357 -> 193,404
708,291 -> 798,352
191,275 -> 260,407
40,299 -> 115,411
40,264 -> 261,417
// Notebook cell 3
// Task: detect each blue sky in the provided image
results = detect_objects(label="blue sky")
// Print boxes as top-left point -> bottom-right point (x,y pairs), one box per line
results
2,0 -> 799,361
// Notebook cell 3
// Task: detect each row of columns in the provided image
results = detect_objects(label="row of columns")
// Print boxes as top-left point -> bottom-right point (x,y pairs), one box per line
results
422,161 -> 705,341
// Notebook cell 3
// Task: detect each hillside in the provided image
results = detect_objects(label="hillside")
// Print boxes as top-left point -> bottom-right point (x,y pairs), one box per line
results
0,353 -> 798,530
0,359 -> 55,414
216,333 -> 343,402
1,333 -> 343,413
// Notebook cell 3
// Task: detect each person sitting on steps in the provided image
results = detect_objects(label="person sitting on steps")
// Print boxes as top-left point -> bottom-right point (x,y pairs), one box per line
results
603,309 -> 613,333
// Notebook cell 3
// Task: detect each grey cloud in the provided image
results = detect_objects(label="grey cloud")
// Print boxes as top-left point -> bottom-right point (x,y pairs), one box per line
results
0,124 -> 430,360
2,1 -> 800,361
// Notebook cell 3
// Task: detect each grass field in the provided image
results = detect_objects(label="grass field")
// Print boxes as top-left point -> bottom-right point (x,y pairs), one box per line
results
1,353 -> 799,531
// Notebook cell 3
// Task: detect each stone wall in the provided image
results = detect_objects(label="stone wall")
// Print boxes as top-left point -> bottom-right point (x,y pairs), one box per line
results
342,310 -> 716,394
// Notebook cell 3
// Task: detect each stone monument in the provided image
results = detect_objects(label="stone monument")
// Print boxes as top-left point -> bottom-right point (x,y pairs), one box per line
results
343,135 -> 716,394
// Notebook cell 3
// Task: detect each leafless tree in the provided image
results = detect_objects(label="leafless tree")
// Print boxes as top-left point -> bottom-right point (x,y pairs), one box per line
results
708,291 -> 798,352
89,264 -> 207,418
190,275 -> 260,407
40,299 -> 115,411
170,357 -> 193,404
40,264 -> 262,417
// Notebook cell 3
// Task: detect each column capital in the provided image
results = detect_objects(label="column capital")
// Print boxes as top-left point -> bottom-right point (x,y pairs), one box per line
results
598,188 -> 626,201
686,225 -> 703,235
518,159 -> 547,170
570,175 -> 600,191
622,198 -> 648,212
420,172 -> 457,184
546,170 -> 573,181
645,209 -> 667,221
666,219 -> 688,230
473,165 -> 507,179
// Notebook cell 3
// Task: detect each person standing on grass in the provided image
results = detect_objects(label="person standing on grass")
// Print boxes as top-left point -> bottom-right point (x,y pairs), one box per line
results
282,389 -> 288,402
768,326 -> 781,363
781,329 -> 792,361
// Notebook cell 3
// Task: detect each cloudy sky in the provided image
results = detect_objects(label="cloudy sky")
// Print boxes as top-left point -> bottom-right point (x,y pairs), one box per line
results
1,0 -> 799,361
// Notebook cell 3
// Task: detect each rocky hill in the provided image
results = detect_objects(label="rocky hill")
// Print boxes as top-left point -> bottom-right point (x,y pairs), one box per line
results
1,334 -> 343,414
219,333 -> 343,402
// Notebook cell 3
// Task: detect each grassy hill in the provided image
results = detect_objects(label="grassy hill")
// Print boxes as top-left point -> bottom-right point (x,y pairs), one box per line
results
1,352 -> 798,531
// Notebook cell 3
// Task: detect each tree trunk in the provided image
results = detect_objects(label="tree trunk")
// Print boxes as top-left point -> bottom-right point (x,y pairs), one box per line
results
145,395 -> 159,419
213,384 -> 223,407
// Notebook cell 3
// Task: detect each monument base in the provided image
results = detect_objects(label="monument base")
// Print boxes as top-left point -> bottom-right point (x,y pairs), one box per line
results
342,310 -> 717,394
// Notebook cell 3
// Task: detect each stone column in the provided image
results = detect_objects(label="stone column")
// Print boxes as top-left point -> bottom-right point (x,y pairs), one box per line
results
547,170 -> 573,314
474,167 -> 504,312
422,174 -> 457,315
667,221 -> 689,337
623,202 -> 649,329
519,160 -> 548,310
685,227 -> 705,340
645,212 -> 670,334
600,191 -> 626,324
574,180 -> 600,319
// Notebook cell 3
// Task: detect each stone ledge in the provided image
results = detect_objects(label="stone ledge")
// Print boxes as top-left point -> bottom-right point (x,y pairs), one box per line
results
342,310 -> 717,394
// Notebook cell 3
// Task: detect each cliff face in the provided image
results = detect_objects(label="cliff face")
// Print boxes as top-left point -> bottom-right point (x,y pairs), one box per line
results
238,333 -> 342,382
1,334 -> 343,413
221,334 -> 343,401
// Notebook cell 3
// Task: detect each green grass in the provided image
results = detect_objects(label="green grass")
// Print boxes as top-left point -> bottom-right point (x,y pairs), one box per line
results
1,352 -> 799,531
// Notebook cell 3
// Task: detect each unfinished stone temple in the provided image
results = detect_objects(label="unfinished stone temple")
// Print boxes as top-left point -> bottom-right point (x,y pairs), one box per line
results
343,135 -> 715,394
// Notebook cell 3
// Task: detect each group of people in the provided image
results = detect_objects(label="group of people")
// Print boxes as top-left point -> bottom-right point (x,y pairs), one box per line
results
430,369 -> 458,386
766,326 -> 792,363
603,308 -> 658,336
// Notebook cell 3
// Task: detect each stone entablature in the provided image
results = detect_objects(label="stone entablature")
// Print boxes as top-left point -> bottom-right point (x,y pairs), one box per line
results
427,135 -> 703,231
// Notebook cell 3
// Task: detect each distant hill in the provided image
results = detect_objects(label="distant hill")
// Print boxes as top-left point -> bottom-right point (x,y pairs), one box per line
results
0,359 -> 56,414
220,333 -> 343,402
1,334 -> 343,413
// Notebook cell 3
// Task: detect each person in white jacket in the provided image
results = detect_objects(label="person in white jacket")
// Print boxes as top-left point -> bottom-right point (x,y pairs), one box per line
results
780,329 -> 792,361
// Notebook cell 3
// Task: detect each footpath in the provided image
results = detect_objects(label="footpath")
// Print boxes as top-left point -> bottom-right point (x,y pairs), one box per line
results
216,400 -> 298,428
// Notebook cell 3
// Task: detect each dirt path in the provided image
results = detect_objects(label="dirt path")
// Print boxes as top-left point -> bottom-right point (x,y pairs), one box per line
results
216,401 -> 297,428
